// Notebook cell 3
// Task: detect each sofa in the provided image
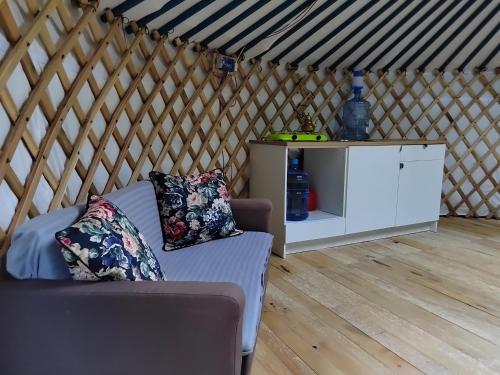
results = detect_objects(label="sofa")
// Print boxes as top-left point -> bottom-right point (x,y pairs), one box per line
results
0,180 -> 273,375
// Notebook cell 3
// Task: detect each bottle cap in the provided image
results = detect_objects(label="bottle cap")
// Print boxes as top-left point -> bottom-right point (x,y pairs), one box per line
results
353,69 -> 364,90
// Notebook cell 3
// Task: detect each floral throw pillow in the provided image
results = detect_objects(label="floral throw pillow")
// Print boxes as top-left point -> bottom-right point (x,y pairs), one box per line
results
149,169 -> 242,251
55,196 -> 166,281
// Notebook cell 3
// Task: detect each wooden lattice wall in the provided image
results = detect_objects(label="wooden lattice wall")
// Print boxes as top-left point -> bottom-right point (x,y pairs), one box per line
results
0,0 -> 498,254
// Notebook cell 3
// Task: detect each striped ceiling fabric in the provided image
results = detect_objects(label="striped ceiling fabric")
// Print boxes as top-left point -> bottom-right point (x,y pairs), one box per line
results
100,0 -> 500,72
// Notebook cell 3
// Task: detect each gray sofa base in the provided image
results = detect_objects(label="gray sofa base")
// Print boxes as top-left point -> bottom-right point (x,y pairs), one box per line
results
0,280 -> 244,375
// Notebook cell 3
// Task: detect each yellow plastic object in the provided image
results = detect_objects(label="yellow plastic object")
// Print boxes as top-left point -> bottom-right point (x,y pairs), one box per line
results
264,132 -> 328,142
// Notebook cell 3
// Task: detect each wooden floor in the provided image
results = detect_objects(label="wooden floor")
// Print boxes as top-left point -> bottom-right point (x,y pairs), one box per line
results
253,217 -> 500,375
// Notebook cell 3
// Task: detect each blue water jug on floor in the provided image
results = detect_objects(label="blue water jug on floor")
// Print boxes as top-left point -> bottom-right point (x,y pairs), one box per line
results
287,159 -> 309,221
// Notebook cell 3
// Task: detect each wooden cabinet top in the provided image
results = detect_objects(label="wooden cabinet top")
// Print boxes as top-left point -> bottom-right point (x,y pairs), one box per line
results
249,139 -> 446,148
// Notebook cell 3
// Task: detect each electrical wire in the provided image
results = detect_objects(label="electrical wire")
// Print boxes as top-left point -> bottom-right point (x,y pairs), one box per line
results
202,0 -> 318,66
229,0 -> 317,64
266,0 -> 317,39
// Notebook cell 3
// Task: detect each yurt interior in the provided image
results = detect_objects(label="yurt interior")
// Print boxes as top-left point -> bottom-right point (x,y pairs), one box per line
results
0,0 -> 499,374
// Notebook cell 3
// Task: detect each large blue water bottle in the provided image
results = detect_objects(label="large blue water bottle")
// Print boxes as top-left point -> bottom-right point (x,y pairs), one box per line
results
286,159 -> 309,221
340,70 -> 370,140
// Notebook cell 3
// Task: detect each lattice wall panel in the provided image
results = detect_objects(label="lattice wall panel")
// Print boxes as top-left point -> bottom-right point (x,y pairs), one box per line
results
0,0 -> 498,254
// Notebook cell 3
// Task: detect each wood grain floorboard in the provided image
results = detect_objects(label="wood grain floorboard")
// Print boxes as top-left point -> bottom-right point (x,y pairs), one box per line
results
253,217 -> 500,375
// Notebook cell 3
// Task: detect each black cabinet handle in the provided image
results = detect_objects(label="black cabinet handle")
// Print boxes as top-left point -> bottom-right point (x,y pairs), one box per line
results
400,162 -> 404,169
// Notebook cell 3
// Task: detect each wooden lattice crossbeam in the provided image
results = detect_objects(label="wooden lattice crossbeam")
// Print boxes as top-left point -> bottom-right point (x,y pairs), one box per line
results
0,0 -> 498,254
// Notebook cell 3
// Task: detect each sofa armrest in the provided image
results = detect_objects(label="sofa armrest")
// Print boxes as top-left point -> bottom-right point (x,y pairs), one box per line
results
230,198 -> 272,233
0,280 -> 244,375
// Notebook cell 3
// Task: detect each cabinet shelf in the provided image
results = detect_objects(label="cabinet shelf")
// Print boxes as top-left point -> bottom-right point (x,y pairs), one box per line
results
286,210 -> 343,224
286,210 -> 345,244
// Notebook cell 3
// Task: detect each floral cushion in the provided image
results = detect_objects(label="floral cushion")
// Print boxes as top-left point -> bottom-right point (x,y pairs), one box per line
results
149,169 -> 242,251
55,196 -> 166,281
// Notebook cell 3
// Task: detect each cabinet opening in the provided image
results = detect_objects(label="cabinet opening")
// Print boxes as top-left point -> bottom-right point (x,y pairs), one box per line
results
302,148 -> 347,218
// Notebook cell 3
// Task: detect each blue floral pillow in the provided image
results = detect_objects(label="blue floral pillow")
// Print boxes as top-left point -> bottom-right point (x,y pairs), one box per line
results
55,196 -> 166,281
149,169 -> 242,251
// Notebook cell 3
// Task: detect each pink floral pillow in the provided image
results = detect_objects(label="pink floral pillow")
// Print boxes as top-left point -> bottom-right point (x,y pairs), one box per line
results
55,196 -> 165,281
149,169 -> 242,251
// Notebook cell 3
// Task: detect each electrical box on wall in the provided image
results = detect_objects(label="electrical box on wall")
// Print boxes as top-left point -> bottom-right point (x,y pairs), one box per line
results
216,55 -> 237,72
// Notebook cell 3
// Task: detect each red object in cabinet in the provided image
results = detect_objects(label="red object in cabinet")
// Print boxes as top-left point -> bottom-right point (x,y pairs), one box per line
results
308,188 -> 317,211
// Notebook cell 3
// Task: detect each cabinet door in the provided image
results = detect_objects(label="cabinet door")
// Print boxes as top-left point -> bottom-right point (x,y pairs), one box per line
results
345,146 -> 400,234
396,160 -> 444,226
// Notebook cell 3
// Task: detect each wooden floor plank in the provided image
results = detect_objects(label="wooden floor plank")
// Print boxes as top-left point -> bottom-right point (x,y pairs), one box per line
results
267,266 -> 423,375
280,256 -> 486,374
253,218 -> 500,375
265,280 -> 398,375
348,240 -> 500,316
256,323 -> 317,375
296,252 -> 500,373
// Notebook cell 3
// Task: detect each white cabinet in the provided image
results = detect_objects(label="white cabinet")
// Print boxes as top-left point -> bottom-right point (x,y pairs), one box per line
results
345,146 -> 400,234
396,145 -> 445,226
250,141 -> 446,258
